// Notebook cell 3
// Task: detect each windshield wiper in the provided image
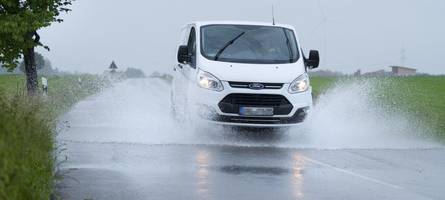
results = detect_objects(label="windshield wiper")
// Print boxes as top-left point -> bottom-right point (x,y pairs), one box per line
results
214,32 -> 246,61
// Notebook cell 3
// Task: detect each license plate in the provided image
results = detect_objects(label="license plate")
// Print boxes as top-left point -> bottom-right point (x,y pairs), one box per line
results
239,107 -> 274,116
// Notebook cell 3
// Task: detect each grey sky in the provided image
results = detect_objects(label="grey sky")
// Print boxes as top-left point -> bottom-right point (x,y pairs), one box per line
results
39,0 -> 445,74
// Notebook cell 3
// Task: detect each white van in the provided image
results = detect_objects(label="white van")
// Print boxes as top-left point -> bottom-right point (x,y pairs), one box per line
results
171,21 -> 319,127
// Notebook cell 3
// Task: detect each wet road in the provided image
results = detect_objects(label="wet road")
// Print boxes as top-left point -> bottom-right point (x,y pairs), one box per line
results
57,79 -> 445,200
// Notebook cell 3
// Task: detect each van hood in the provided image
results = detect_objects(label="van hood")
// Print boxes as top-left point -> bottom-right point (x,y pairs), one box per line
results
198,59 -> 306,83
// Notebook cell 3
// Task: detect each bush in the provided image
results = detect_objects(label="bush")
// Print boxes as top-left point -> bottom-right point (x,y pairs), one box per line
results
0,74 -> 107,199
0,95 -> 54,199
124,68 -> 145,79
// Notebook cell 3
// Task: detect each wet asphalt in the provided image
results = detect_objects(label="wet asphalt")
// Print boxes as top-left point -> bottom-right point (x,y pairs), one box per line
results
56,79 -> 445,200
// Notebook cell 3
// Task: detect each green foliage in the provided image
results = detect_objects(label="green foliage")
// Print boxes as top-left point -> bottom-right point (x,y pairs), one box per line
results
19,52 -> 57,75
0,74 -> 26,94
377,76 -> 445,140
18,52 -> 45,72
310,76 -> 445,141
310,76 -> 337,99
0,0 -> 73,70
0,95 -> 54,199
0,74 -> 106,199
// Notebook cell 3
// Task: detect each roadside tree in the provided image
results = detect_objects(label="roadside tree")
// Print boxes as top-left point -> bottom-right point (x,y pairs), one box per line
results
0,0 -> 73,95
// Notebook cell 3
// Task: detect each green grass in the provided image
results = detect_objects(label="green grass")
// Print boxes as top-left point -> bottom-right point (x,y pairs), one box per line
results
378,76 -> 445,140
0,75 -> 26,96
0,74 -> 106,199
310,76 -> 337,98
310,75 -> 445,141
0,95 -> 54,199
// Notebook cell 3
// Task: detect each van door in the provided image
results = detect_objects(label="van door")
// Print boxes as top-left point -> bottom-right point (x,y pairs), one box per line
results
172,26 -> 189,112
181,26 -> 197,87
176,26 -> 197,111
173,26 -> 197,113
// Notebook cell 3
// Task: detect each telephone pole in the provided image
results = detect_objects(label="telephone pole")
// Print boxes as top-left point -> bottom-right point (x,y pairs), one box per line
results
400,47 -> 406,67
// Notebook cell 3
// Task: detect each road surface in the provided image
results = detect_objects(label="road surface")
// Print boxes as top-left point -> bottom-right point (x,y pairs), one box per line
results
57,79 -> 445,200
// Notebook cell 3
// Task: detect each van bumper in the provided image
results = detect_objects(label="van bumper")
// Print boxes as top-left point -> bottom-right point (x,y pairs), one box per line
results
200,107 -> 309,127
188,81 -> 313,128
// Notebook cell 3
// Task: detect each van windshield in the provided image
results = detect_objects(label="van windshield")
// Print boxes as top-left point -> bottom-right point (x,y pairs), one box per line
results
200,25 -> 300,64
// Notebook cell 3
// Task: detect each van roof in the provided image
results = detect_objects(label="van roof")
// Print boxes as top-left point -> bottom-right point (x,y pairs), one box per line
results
190,21 -> 296,30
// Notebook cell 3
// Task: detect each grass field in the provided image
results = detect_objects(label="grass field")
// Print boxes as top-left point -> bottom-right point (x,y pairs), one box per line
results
310,75 -> 445,141
0,75 -> 26,95
310,76 -> 337,98
378,76 -> 445,140
0,74 -> 106,199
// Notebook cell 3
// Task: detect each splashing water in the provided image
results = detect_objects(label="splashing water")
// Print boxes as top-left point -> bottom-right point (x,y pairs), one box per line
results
291,79 -> 438,149
58,78 -> 440,149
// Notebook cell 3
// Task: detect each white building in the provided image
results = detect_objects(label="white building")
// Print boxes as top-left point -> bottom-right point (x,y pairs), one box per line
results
390,66 -> 417,76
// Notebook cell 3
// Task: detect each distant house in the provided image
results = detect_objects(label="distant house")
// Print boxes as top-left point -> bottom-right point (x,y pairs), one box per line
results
362,69 -> 391,77
390,66 -> 417,76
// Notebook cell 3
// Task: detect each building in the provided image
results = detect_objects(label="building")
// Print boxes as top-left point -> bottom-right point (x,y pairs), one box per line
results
390,66 -> 417,76
362,69 -> 391,77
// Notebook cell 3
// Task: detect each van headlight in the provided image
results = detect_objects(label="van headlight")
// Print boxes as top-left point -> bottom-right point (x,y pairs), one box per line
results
197,69 -> 224,91
288,73 -> 310,93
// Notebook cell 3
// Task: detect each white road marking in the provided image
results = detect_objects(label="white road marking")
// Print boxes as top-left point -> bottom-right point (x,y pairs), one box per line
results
303,156 -> 403,190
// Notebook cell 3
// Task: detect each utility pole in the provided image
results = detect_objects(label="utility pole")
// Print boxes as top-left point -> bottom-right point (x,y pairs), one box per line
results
400,47 -> 406,67
272,5 -> 275,25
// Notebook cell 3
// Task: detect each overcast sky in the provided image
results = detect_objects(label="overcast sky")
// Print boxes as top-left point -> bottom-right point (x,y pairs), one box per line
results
39,0 -> 445,74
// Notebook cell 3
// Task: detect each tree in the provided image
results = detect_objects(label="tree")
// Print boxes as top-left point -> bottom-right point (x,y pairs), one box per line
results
18,52 -> 45,73
40,58 -> 54,74
18,52 -> 55,75
124,67 -> 145,78
0,0 -> 73,95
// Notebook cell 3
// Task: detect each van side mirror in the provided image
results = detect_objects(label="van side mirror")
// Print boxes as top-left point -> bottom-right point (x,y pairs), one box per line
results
177,45 -> 191,64
305,50 -> 320,69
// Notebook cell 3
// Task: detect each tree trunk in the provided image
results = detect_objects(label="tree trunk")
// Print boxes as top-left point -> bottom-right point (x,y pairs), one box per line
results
24,47 -> 38,95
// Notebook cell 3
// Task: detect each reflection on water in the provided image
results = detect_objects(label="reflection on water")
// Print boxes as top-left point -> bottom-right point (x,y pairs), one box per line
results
196,150 -> 210,200
292,153 -> 305,199
194,146 -> 307,200
222,127 -> 288,144
219,165 -> 289,175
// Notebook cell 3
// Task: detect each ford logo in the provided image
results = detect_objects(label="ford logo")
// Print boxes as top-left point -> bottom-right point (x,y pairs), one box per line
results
248,83 -> 265,90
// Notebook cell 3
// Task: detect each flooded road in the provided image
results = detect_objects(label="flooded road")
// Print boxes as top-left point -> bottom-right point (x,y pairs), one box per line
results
57,79 -> 445,200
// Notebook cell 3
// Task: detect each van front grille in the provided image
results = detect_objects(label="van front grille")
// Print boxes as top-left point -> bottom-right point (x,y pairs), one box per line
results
229,82 -> 283,89
218,94 -> 293,115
